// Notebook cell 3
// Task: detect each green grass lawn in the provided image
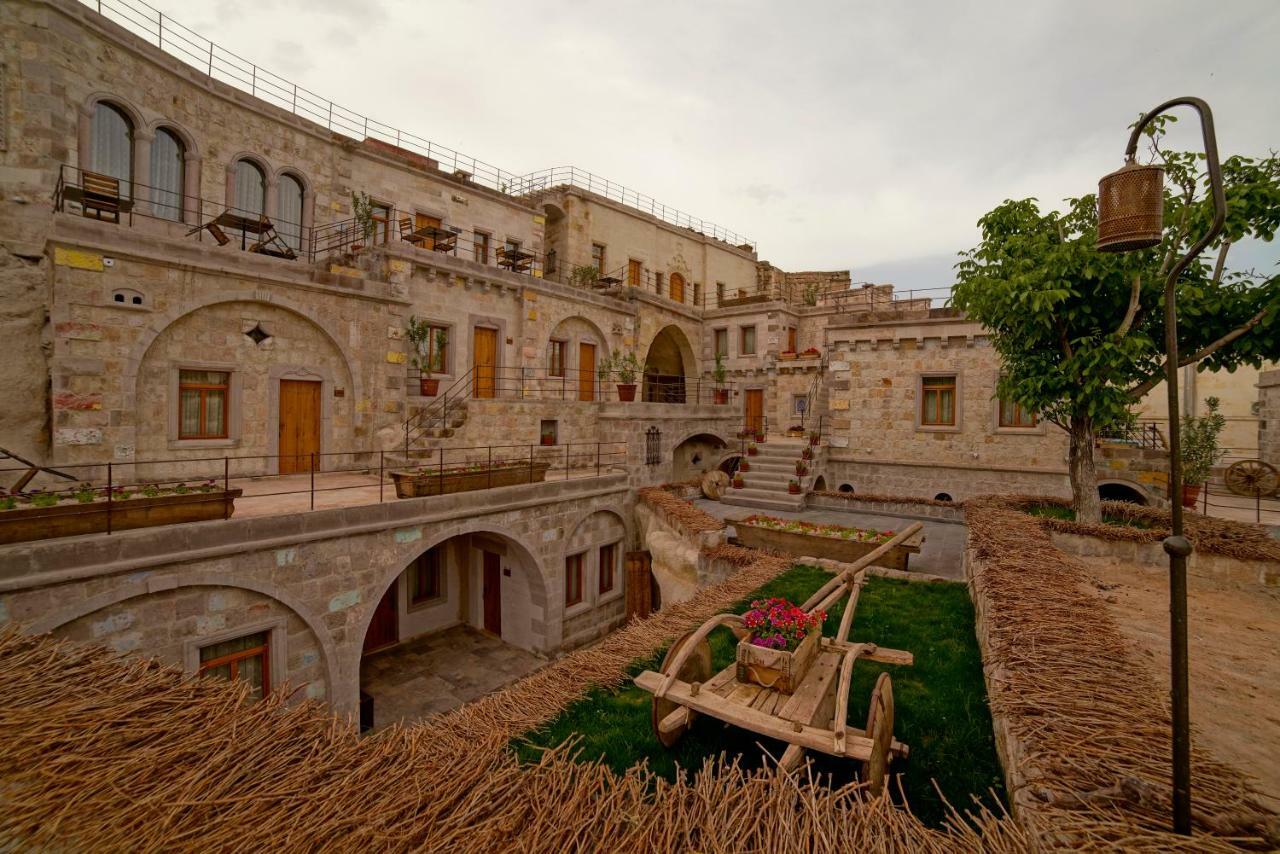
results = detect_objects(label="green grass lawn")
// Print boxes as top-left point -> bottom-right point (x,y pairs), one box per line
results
515,566 -> 1005,827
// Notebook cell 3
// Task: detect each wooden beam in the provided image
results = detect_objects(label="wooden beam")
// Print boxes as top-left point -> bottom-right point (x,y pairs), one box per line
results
832,646 -> 862,754
799,522 -> 924,613
658,706 -> 691,735
822,639 -> 913,667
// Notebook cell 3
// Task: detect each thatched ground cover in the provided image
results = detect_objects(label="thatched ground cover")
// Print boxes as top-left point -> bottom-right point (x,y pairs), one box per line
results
517,567 -> 1004,828
966,496 -> 1278,850
1017,496 -> 1280,563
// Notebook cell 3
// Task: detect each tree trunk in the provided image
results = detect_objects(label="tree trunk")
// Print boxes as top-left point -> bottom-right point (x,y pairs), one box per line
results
1069,416 -> 1102,524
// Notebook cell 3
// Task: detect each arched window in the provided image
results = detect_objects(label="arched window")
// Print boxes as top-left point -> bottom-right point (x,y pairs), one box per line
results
277,173 -> 304,249
232,159 -> 266,218
150,127 -> 185,222
89,102 -> 133,189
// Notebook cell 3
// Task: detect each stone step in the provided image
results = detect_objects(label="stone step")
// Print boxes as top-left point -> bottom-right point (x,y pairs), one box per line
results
720,491 -> 806,513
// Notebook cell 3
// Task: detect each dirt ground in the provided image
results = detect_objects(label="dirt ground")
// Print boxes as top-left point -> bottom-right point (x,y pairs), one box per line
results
1078,556 -> 1280,811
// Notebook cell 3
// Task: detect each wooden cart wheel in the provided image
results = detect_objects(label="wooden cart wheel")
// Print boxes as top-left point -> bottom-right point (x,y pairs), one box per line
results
651,631 -> 712,748
860,672 -> 895,797
701,470 -> 730,500
1225,459 -> 1279,497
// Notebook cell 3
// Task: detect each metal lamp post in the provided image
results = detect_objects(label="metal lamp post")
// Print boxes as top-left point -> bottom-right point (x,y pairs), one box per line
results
1095,96 -> 1226,835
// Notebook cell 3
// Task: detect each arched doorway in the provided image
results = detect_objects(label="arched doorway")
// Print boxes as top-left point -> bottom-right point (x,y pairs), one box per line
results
642,325 -> 695,403
1098,481 -> 1148,505
358,530 -> 546,730
671,432 -> 728,480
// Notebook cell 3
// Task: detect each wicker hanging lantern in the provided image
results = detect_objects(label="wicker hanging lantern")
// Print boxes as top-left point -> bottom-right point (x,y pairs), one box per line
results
1096,161 -> 1165,252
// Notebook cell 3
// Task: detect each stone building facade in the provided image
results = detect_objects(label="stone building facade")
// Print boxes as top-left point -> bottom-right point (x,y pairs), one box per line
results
3,0 -> 1256,718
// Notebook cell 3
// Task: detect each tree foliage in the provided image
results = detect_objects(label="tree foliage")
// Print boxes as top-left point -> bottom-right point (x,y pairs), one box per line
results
951,121 -> 1280,518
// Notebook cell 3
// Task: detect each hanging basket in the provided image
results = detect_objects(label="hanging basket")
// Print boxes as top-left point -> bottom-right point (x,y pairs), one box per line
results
1096,161 -> 1164,252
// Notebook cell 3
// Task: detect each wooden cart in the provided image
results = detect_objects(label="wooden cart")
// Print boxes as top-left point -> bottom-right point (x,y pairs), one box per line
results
633,523 -> 922,794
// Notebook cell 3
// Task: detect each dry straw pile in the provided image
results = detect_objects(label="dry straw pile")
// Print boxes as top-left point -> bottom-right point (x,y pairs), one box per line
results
637,485 -> 727,534
1028,497 -> 1280,563
966,496 -> 1278,850
0,548 -> 1028,852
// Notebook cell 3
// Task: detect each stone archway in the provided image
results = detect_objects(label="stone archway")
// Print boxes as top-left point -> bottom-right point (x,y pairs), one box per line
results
355,526 -> 549,729
1098,480 -> 1150,505
671,432 -> 728,481
642,325 -> 695,403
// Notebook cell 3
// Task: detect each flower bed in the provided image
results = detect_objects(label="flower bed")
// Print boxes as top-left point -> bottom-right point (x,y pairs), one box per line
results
0,481 -> 241,544
732,514 -> 922,569
390,460 -> 551,498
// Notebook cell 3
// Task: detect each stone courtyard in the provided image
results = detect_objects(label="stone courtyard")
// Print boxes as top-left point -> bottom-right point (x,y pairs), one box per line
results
360,625 -> 546,729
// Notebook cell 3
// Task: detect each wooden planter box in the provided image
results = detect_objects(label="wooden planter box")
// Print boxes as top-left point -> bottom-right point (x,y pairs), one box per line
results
734,523 -> 922,570
390,461 -> 551,498
736,629 -> 819,694
0,488 -> 243,545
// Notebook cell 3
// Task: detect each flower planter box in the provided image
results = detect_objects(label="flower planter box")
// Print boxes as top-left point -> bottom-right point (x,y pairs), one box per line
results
778,352 -> 798,361
390,461 -> 551,498
0,489 -> 243,545
735,629 -> 819,694
733,520 -> 922,570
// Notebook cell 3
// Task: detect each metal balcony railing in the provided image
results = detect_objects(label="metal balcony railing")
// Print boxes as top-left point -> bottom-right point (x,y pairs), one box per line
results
74,0 -> 753,249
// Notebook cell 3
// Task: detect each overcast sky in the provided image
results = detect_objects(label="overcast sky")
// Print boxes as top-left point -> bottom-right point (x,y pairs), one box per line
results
167,0 -> 1280,294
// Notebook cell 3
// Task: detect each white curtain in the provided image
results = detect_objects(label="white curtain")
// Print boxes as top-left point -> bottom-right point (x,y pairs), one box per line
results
150,128 -> 184,221
233,159 -> 265,218
90,102 -> 133,191
276,174 -> 303,249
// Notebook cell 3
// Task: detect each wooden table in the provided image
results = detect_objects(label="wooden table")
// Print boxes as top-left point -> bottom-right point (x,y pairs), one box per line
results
497,247 -> 534,273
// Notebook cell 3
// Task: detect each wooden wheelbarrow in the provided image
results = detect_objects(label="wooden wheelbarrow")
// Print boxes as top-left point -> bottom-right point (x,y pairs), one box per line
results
633,523 -> 922,794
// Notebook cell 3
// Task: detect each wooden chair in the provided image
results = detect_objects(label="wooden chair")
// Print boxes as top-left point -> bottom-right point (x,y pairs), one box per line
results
80,171 -> 129,224
398,217 -> 423,246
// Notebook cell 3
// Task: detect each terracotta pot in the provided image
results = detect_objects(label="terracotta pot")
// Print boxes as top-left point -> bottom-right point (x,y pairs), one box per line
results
788,484 -> 800,494
420,377 -> 439,396
1181,483 -> 1202,508
754,433 -> 765,443
616,383 -> 637,402
540,435 -> 555,446
738,461 -> 750,472
713,388 -> 729,405
747,447 -> 758,456
733,479 -> 744,489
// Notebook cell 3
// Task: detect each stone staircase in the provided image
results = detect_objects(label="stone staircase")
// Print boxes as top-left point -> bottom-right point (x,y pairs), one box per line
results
406,397 -> 470,441
721,435 -> 825,513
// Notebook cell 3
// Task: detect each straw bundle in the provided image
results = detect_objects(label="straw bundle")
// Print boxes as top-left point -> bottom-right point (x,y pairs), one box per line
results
966,496 -> 1278,850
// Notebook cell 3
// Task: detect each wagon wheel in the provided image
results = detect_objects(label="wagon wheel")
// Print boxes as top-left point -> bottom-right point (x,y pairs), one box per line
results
701,470 -> 730,501
860,672 -> 895,797
1225,459 -> 1279,497
651,631 -> 712,748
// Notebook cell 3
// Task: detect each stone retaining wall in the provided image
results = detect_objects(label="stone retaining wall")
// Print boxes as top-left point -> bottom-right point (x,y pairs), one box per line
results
806,492 -> 965,523
1049,530 -> 1278,588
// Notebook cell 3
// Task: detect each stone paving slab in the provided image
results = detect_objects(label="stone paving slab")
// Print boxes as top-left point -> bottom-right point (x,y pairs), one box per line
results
359,624 -> 547,730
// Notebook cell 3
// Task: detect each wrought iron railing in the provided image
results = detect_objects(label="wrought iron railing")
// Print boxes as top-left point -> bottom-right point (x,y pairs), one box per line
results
404,366 -> 738,451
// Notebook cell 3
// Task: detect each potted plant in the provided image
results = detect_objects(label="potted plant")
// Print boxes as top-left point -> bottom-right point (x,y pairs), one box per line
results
786,423 -> 805,438
809,430 -> 820,447
732,473 -> 745,489
788,478 -> 801,495
801,346 -> 821,358
736,598 -> 825,694
801,446 -> 813,461
350,191 -> 375,252
540,422 -> 556,446
754,430 -> 766,443
738,458 -> 750,473
795,460 -> 808,476
406,317 -> 445,396
1180,397 -> 1227,508
746,442 -> 758,457
614,350 -> 639,402
712,352 -> 729,405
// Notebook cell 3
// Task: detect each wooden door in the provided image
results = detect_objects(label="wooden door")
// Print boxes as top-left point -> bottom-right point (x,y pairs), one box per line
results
362,584 -> 398,654
278,380 -> 321,475
482,551 -> 502,636
669,272 -> 685,304
578,342 -> 596,401
473,327 -> 498,399
744,388 -> 764,435
415,212 -> 441,250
